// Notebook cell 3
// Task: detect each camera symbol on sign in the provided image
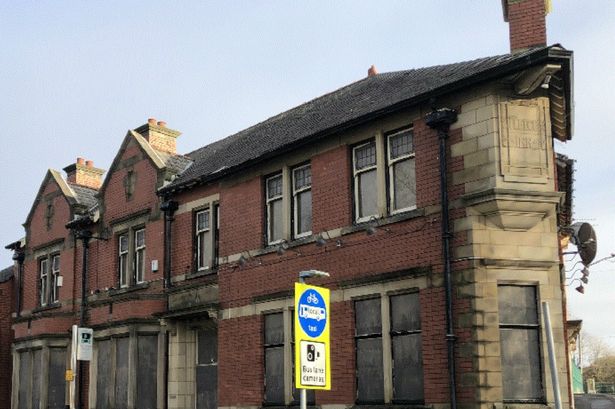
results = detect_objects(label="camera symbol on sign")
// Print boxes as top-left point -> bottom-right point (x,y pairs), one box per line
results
306,343 -> 320,362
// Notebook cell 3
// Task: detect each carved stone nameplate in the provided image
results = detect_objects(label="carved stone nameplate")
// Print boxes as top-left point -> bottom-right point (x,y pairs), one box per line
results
498,102 -> 550,183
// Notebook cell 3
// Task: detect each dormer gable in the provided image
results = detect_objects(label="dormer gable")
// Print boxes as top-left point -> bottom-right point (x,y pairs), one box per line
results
23,166 -> 99,247
97,121 -> 192,198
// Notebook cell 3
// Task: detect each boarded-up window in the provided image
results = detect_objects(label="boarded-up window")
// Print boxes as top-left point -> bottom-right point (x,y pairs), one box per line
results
355,298 -> 384,403
498,285 -> 543,401
390,293 -> 423,402
137,335 -> 158,409
48,348 -> 67,409
96,339 -> 112,409
16,348 -> 66,409
31,349 -> 42,409
196,328 -> 218,409
264,313 -> 284,404
115,337 -> 129,409
18,351 -> 31,409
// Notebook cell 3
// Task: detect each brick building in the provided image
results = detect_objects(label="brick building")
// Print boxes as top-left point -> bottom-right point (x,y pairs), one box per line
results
3,1 -> 578,409
0,265 -> 15,409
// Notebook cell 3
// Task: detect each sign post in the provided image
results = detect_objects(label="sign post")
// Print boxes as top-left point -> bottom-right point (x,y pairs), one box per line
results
295,270 -> 331,409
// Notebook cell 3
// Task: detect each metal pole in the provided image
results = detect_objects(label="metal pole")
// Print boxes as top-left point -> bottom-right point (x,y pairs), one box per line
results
299,275 -> 307,409
70,324 -> 77,409
542,301 -> 563,409
76,233 -> 90,409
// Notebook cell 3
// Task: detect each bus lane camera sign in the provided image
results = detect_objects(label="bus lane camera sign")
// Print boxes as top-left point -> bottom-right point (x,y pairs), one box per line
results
294,283 -> 331,390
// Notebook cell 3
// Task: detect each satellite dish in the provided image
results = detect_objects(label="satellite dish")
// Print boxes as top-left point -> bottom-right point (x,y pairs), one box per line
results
570,222 -> 597,266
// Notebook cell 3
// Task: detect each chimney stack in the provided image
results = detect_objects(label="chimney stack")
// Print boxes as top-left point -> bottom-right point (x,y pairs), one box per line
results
135,118 -> 181,154
367,65 -> 378,77
503,0 -> 548,53
64,157 -> 105,189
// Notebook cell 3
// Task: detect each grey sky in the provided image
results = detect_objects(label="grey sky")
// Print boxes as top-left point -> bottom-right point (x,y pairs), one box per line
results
1,1 -> 614,344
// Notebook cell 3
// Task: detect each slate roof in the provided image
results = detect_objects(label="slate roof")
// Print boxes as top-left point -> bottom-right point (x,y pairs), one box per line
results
0,265 -> 13,283
69,183 -> 98,209
156,151 -> 194,175
161,45 -> 571,194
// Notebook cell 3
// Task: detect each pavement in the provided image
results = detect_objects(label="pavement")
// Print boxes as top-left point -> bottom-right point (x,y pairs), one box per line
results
575,394 -> 615,409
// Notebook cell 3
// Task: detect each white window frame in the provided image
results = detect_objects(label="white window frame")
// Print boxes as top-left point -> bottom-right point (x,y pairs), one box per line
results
134,228 -> 146,284
266,173 -> 284,245
39,258 -> 49,307
353,140 -> 379,223
51,254 -> 60,303
196,209 -> 211,271
387,127 -> 416,215
118,234 -> 129,288
292,164 -> 312,239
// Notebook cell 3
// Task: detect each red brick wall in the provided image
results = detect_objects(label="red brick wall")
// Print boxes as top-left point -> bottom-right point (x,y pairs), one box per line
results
311,145 -> 353,233
26,179 -> 73,249
13,315 -> 74,339
93,138 -> 166,300
170,183 -> 220,277
219,177 -> 264,257
101,141 -> 161,223
210,120 -> 475,406
0,276 -> 15,409
11,111 -> 479,408
506,0 -> 547,52
88,298 -> 165,326
218,215 -> 442,309
218,315 -> 263,406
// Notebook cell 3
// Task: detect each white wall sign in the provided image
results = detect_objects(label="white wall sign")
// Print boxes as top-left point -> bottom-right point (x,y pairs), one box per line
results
77,327 -> 93,361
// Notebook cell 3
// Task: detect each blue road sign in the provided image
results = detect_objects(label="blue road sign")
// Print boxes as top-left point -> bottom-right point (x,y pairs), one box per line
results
297,288 -> 327,338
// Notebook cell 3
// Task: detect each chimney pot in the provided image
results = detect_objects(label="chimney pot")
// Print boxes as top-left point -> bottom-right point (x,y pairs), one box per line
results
148,117 -> 157,125
85,160 -> 94,168
157,121 -> 167,127
368,65 -> 378,77
77,157 -> 85,166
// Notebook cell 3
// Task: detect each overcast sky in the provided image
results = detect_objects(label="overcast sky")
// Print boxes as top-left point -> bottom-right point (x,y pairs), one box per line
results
1,1 -> 614,345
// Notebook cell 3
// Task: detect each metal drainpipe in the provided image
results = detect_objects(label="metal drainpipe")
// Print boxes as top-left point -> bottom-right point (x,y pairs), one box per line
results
76,230 -> 91,409
161,200 -> 178,291
425,107 -> 458,409
160,199 -> 178,409
13,249 -> 25,317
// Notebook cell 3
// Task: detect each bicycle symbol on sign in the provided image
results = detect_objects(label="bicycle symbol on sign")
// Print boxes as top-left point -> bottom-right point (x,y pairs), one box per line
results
307,292 -> 319,304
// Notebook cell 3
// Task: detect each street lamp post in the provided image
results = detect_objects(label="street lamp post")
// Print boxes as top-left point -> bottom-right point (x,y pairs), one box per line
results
297,270 -> 330,409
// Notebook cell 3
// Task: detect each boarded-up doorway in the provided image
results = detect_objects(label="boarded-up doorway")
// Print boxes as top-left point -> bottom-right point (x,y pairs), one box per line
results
196,327 -> 217,409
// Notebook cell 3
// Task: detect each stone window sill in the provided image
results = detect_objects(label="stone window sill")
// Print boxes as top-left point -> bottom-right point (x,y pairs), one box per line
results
186,269 -> 218,280
109,282 -> 149,296
32,303 -> 62,314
